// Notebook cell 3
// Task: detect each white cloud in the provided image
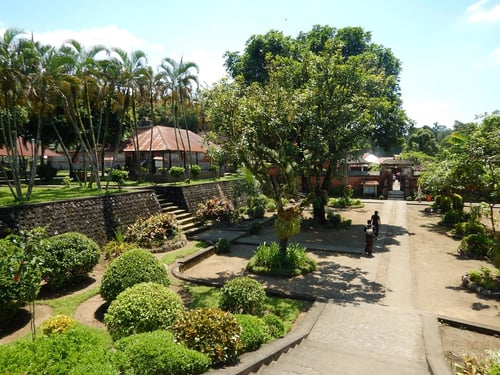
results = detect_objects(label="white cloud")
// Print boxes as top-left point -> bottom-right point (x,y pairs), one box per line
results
27,25 -> 226,87
491,47 -> 500,63
467,0 -> 500,22
403,98 -> 457,127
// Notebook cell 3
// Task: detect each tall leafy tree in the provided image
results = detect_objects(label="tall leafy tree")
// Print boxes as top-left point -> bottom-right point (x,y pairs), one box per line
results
420,113 -> 499,236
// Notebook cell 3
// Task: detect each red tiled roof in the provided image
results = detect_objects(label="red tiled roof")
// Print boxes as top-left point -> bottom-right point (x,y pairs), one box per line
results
0,138 -> 61,157
121,126 -> 206,153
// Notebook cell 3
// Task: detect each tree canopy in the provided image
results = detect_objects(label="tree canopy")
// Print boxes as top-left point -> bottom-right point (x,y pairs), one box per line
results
206,25 -> 409,232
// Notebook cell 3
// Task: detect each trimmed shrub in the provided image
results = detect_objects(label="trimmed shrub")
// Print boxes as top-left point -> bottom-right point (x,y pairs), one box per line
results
214,238 -> 231,254
168,166 -> 185,178
0,324 -> 116,375
100,249 -> 170,302
110,168 -> 128,187
0,238 -> 43,324
459,234 -> 495,258
104,282 -> 185,341
173,307 -> 242,366
247,194 -> 268,219
190,164 -> 202,178
440,209 -> 463,227
219,276 -> 266,317
113,330 -> 211,375
454,221 -> 486,237
235,314 -> 267,353
124,213 -> 183,251
41,232 -> 100,289
262,313 -> 285,339
42,314 -> 77,336
451,193 -> 464,210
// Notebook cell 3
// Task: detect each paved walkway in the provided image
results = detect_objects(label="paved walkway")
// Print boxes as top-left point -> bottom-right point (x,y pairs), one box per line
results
174,200 -> 496,375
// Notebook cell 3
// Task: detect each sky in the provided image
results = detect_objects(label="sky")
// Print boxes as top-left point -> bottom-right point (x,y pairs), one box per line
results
1,0 -> 499,128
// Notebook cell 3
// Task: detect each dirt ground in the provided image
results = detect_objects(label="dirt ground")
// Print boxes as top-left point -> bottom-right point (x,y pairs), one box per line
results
1,201 -> 499,370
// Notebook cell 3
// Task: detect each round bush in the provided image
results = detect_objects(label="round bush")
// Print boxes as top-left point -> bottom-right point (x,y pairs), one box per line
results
42,232 -> 100,289
460,234 -> 495,258
114,330 -> 211,375
173,307 -> 242,366
0,239 -> 42,324
104,282 -> 185,341
262,313 -> 285,339
235,314 -> 267,353
219,276 -> 266,317
100,249 -> 170,302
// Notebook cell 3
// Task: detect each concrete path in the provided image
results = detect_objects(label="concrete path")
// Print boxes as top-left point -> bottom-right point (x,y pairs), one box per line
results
180,200 -> 467,375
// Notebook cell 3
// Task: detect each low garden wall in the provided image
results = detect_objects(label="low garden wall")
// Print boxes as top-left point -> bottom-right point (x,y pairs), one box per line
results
0,180 -> 245,245
0,190 -> 161,245
154,179 -> 246,213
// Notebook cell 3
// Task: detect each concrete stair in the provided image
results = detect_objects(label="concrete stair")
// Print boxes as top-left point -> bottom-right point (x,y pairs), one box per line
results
387,190 -> 405,200
155,194 -> 209,238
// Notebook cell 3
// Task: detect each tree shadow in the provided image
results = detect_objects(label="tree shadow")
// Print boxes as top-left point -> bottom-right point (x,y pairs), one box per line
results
0,309 -> 31,338
38,275 -> 97,299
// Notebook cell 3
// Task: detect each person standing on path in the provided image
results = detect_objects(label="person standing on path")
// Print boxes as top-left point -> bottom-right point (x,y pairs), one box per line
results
371,210 -> 381,238
364,219 -> 375,256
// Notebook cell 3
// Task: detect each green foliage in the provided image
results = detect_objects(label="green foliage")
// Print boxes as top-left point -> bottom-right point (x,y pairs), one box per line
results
190,164 -> 202,178
219,276 -> 266,316
113,330 -> 211,375
433,195 -> 452,213
214,237 -> 231,254
454,221 -> 486,237
467,267 -> 500,292
488,241 -> 500,269
124,213 -> 182,250
451,193 -> 464,211
41,314 -> 77,336
195,197 -> 237,224
104,282 -> 185,341
326,212 -> 352,229
0,324 -> 116,375
41,232 -> 100,289
460,234 -> 496,259
110,168 -> 129,187
0,236 -> 43,324
101,238 -> 137,261
454,351 -> 500,375
440,209 -> 464,227
100,249 -> 170,302
247,241 -> 317,277
262,313 -> 285,339
168,166 -> 185,178
247,194 -> 269,219
235,314 -> 268,353
327,197 -> 362,208
173,307 -> 242,366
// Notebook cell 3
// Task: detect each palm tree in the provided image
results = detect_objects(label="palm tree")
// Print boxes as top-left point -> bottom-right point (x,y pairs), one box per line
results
155,57 -> 199,178
0,28 -> 33,201
59,39 -> 108,189
110,48 -> 149,178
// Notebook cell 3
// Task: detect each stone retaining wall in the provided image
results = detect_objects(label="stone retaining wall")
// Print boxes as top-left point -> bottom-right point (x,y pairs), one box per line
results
0,190 -> 161,245
0,180 -> 245,245
155,179 -> 245,213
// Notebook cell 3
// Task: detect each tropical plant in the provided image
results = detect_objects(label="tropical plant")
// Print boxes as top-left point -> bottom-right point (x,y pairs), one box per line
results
123,213 -> 183,250
173,307 -> 242,366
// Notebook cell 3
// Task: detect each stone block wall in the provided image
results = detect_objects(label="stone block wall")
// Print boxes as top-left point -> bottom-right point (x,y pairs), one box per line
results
155,180 -> 246,213
0,190 -> 161,245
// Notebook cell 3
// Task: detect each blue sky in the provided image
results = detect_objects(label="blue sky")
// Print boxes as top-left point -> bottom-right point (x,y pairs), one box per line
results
1,0 -> 499,128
